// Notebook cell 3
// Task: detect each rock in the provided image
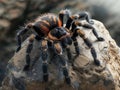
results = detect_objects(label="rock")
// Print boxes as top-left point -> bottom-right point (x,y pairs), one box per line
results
0,19 -> 10,42
0,0 -> 26,83
7,9 -> 22,20
0,0 -> 26,40
0,19 -> 10,28
1,20 -> 120,90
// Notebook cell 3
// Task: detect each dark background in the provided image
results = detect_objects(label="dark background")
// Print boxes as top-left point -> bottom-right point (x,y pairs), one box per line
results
0,0 -> 120,86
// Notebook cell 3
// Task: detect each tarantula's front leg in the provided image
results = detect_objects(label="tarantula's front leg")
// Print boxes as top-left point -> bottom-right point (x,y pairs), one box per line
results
72,21 -> 104,41
77,29 -> 100,66
72,37 -> 80,55
59,9 -> 71,26
23,34 -> 35,71
81,23 -> 104,41
41,39 -> 49,82
70,24 -> 80,55
65,11 -> 93,29
78,12 -> 94,24
61,37 -> 73,60
54,42 -> 71,84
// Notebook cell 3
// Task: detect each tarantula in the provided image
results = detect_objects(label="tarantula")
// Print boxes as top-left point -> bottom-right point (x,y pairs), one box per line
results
16,9 -> 104,85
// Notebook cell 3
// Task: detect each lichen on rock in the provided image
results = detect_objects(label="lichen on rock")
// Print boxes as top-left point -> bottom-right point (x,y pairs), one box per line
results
1,20 -> 120,90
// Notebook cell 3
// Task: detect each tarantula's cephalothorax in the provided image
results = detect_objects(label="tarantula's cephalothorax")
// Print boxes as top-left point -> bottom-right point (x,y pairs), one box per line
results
16,9 -> 104,85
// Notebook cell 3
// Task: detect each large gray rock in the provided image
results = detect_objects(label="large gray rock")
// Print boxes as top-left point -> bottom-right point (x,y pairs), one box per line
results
1,20 -> 120,90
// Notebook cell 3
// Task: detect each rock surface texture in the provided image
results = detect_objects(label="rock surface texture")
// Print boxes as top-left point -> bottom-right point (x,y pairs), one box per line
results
1,20 -> 120,90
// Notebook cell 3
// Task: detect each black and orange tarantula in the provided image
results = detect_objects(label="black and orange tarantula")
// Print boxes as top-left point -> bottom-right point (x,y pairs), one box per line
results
16,9 -> 104,85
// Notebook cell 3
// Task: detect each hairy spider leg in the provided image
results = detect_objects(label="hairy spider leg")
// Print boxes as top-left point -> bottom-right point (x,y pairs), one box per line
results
54,42 -> 71,84
72,37 -> 80,55
65,12 -> 93,29
71,22 -> 80,55
71,21 -> 104,55
23,34 -> 35,71
61,37 -> 73,60
75,21 -> 104,41
41,39 -> 49,82
58,9 -> 73,53
16,28 -> 28,52
59,9 -> 71,26
76,28 -> 100,66
78,12 -> 93,24
16,23 -> 33,52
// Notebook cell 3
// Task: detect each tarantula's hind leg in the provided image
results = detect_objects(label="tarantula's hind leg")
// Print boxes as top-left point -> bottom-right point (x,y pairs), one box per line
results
41,39 -> 49,82
23,34 -> 35,71
77,29 -> 100,66
54,43 -> 71,84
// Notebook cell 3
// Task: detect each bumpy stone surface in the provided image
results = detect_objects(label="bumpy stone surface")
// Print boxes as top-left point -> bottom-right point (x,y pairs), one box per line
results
1,20 -> 120,90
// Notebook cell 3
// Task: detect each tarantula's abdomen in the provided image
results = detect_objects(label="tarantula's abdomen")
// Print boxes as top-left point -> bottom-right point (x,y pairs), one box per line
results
33,14 -> 62,36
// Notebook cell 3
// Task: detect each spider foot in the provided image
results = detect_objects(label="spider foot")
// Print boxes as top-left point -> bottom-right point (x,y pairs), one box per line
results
89,20 -> 94,25
75,47 -> 80,55
66,48 -> 72,60
16,46 -> 21,52
65,77 -> 71,85
97,37 -> 104,41
42,63 -> 48,82
63,68 -> 71,84
23,64 -> 30,71
94,59 -> 100,66
43,74 -> 48,82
